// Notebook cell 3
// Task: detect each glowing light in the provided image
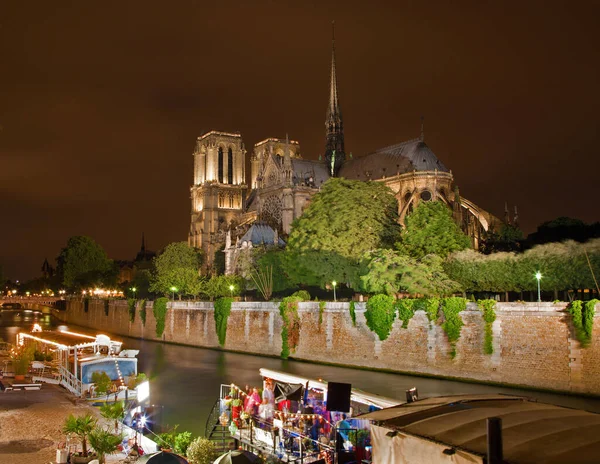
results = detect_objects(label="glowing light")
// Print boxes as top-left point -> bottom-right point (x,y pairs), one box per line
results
32,323 -> 42,333
535,271 -> 542,281
137,381 -> 150,403
59,329 -> 96,339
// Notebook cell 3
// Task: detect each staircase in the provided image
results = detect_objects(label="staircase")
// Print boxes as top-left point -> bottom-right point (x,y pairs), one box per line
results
205,399 -> 234,454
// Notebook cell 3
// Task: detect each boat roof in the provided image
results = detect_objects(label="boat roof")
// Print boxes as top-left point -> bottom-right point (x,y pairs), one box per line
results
19,330 -> 122,349
357,394 -> 600,463
259,368 -> 400,409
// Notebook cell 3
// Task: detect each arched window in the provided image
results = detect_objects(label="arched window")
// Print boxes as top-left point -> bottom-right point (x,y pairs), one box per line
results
227,148 -> 233,184
218,147 -> 224,183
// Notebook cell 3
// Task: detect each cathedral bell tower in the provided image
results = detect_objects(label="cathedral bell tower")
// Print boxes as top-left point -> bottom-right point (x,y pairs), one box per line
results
324,22 -> 345,177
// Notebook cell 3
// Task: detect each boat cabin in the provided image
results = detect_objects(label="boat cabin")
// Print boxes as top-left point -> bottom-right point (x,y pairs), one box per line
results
17,329 -> 138,397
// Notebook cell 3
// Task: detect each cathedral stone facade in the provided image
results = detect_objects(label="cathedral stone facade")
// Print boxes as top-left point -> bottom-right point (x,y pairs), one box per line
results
189,36 -> 498,268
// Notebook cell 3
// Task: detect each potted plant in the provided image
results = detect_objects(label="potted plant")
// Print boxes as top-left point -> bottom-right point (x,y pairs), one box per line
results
62,413 -> 98,464
186,437 -> 217,464
100,401 -> 125,434
88,426 -> 123,464
11,344 -> 35,381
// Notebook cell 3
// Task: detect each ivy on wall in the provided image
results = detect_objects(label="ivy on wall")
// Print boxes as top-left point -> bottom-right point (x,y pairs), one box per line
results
422,298 -> 440,323
318,301 -> 325,326
395,299 -> 415,329
477,299 -> 497,355
365,294 -> 396,341
214,297 -> 233,347
104,299 -> 110,317
279,296 -> 302,359
441,297 -> 467,358
349,301 -> 357,327
153,297 -> 169,338
569,299 -> 598,347
139,299 -> 147,326
127,299 -> 136,323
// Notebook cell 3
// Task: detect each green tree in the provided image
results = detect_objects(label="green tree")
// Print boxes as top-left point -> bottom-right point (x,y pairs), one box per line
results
481,224 -> 524,253
100,401 -> 125,434
88,427 -> 123,464
149,242 -> 203,298
361,250 -> 460,297
201,275 -> 245,300
284,178 -> 401,288
63,413 -> 97,457
59,236 -> 115,290
399,201 -> 471,259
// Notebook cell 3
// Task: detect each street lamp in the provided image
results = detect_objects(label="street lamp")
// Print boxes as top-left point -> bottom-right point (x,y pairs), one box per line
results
332,281 -> 337,302
131,287 -> 137,299
535,271 -> 542,302
170,286 -> 177,301
229,284 -> 234,298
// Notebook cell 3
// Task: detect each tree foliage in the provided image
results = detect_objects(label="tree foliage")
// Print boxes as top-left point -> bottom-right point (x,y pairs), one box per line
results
526,217 -> 600,247
201,275 -> 245,300
284,178 -> 401,288
149,242 -> 203,297
63,413 -> 97,457
360,250 -> 460,297
398,201 -> 471,259
60,236 -> 115,289
481,224 -> 524,254
88,427 -> 123,464
445,239 -> 600,293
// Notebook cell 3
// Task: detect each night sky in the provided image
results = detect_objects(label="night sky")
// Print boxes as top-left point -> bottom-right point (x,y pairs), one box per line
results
1,1 -> 599,280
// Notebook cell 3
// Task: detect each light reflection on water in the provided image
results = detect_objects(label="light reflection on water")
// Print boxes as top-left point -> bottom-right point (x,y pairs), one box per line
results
3,310 -> 600,436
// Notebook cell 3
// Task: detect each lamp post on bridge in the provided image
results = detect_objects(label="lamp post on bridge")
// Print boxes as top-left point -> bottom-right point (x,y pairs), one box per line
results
332,281 -> 337,302
170,286 -> 178,301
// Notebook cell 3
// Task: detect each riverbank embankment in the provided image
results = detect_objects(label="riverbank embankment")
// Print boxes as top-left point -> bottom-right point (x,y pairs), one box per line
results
0,384 -> 128,464
56,299 -> 600,397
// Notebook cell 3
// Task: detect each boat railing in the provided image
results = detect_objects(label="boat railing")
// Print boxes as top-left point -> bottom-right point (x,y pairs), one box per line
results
236,414 -> 337,463
59,366 -> 83,397
204,399 -> 222,438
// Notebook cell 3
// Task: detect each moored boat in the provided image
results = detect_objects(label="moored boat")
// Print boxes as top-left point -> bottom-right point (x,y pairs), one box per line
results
16,328 -> 139,399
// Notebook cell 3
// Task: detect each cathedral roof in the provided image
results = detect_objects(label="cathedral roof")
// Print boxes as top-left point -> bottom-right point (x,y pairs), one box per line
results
338,138 -> 450,181
291,159 -> 330,187
240,222 -> 285,246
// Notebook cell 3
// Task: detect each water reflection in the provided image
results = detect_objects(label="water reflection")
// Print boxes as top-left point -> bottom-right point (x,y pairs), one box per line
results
3,312 -> 600,436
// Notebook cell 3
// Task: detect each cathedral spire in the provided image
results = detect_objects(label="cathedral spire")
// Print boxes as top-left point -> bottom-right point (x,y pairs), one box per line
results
283,133 -> 293,186
325,20 -> 345,177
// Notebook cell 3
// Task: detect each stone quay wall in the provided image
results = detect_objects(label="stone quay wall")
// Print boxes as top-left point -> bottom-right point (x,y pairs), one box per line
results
59,299 -> 600,396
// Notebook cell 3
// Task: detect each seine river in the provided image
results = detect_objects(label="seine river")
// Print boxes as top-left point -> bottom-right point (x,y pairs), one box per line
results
3,309 -> 600,436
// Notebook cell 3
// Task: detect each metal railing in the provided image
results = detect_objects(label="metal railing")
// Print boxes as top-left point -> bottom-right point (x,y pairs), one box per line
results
59,366 -> 83,396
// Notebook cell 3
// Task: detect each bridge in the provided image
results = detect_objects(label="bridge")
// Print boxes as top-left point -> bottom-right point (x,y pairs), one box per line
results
0,296 -> 64,307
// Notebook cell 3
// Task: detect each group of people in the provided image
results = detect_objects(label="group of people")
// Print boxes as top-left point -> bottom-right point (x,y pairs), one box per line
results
242,380 -> 276,423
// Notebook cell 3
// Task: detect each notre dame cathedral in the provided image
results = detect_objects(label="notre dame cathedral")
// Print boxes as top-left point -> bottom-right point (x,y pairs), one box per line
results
189,33 -> 499,268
